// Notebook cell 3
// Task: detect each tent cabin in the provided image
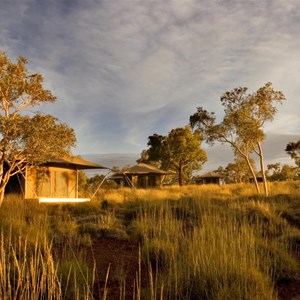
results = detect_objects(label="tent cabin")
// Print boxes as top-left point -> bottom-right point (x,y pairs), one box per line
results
194,172 -> 224,185
110,163 -> 172,188
249,176 -> 263,183
6,157 -> 108,203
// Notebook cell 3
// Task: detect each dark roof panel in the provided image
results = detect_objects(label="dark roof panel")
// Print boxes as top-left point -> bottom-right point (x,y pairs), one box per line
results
113,163 -> 174,175
198,172 -> 223,178
45,157 -> 108,170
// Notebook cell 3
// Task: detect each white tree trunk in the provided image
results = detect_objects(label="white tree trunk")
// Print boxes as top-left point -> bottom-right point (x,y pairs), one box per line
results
257,142 -> 268,197
0,187 -> 5,207
245,155 -> 260,194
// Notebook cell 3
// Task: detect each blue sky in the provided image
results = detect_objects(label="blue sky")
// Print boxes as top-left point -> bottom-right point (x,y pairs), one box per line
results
1,0 -> 300,170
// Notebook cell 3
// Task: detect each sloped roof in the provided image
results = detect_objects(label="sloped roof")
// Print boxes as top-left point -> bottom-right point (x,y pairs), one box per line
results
197,171 -> 223,178
44,156 -> 108,170
120,163 -> 173,175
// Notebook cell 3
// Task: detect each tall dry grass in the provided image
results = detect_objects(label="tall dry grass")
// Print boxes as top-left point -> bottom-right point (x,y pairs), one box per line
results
0,232 -> 62,299
2,181 -> 300,299
128,182 -> 300,300
0,195 -> 97,300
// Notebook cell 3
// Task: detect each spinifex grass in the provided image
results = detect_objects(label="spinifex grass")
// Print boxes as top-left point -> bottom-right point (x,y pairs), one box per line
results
133,193 -> 299,300
0,231 -> 97,300
0,232 -> 62,299
2,181 -> 300,299
0,195 -> 97,300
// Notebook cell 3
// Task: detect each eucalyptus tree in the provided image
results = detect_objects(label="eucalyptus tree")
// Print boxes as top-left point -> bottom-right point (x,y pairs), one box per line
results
0,52 -> 76,205
224,157 -> 257,184
140,125 -> 207,186
190,83 -> 285,196
190,103 -> 261,193
286,140 -> 300,167
241,83 -> 285,195
267,163 -> 298,181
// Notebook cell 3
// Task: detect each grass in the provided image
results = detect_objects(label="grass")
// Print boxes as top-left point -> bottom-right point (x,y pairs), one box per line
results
130,183 -> 300,299
1,181 -> 300,299
0,232 -> 62,299
134,200 -> 278,299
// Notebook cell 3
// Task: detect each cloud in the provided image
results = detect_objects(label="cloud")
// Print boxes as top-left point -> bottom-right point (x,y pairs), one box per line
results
1,0 -> 300,162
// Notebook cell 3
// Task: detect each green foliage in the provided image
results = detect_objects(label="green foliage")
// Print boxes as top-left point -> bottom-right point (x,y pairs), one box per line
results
0,52 -> 56,106
190,82 -> 285,196
267,163 -> 298,181
217,157 -> 257,183
0,113 -> 76,164
0,51 -> 76,205
85,174 -> 118,198
140,125 -> 207,185
286,140 -> 300,167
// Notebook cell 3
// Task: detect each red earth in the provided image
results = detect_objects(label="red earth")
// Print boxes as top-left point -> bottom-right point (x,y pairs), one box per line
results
89,238 -> 300,300
88,238 -> 142,300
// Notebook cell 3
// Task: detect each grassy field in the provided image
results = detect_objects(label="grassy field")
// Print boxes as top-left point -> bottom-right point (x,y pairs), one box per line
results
1,181 -> 300,299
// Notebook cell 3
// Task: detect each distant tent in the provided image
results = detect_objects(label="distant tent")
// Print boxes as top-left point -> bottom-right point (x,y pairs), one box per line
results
194,172 -> 225,185
110,163 -> 174,188
6,156 -> 108,203
249,176 -> 263,183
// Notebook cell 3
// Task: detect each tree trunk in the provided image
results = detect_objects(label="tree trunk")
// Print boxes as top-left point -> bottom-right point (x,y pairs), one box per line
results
233,145 -> 260,194
257,142 -> 268,197
178,165 -> 183,186
245,155 -> 260,194
0,187 -> 5,207
0,162 -> 12,207
0,162 -> 5,207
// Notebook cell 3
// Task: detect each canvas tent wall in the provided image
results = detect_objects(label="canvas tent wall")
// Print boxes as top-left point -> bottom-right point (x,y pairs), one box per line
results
110,163 -> 173,188
8,157 -> 107,200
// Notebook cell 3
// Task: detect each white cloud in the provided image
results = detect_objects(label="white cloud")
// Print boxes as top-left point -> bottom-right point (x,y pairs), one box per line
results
1,0 -> 300,165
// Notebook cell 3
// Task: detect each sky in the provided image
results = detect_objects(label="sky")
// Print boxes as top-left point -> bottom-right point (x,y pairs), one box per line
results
1,0 -> 300,171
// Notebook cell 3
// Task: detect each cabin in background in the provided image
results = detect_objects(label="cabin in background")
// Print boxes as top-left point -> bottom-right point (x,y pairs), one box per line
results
249,176 -> 263,183
6,157 -> 107,202
110,163 -> 172,188
194,172 -> 225,185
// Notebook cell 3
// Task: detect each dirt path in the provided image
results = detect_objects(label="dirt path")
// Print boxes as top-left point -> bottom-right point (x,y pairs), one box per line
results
89,238 -> 141,300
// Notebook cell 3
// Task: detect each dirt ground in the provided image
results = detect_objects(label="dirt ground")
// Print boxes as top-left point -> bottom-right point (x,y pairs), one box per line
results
89,238 -> 142,300
89,238 -> 300,300
276,251 -> 300,300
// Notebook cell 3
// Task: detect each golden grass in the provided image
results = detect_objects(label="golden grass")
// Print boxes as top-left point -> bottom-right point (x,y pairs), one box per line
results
2,181 -> 300,299
0,232 -> 62,299
101,180 -> 300,204
127,181 -> 300,299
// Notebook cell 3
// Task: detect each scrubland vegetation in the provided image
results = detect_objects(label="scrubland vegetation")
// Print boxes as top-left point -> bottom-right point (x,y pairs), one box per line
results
1,182 -> 300,299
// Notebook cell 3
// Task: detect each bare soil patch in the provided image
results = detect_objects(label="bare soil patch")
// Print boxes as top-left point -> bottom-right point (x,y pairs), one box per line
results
89,238 -> 141,300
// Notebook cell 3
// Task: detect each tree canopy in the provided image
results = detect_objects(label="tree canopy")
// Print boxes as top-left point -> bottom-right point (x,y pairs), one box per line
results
217,157 -> 256,184
266,163 -> 298,181
286,140 -> 300,167
0,51 -> 76,205
190,82 -> 285,196
140,126 -> 207,185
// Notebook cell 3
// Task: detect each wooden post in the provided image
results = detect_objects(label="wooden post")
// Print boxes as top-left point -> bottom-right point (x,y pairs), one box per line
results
76,169 -> 78,198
